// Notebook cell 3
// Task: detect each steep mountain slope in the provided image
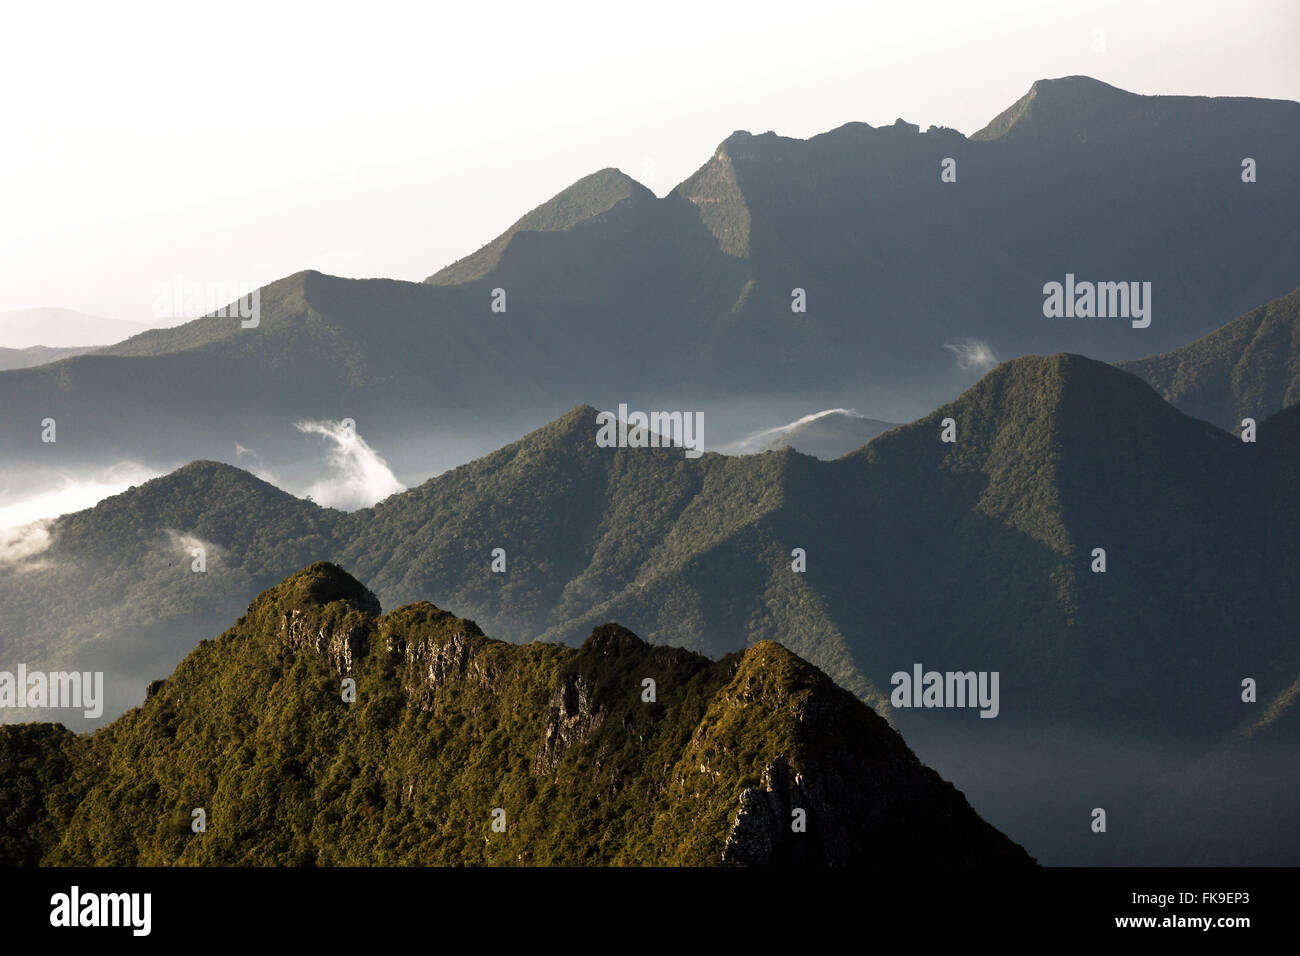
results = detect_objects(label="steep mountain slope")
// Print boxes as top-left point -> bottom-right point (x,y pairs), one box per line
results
425,168 -> 657,285
822,354 -> 1285,735
0,563 -> 1033,866
2,78 -> 1296,475
1135,400 -> 1300,863
1118,285 -> 1300,430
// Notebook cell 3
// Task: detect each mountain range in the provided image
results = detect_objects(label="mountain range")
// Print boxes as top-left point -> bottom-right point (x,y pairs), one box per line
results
0,346 -> 97,372
3,76 -> 1298,481
3,75 -> 1299,868
4,317 -> 1298,862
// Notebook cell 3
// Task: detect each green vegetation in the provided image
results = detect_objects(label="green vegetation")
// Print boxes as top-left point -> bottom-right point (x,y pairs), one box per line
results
426,168 -> 656,285
5,354 -> 1298,747
1119,285 -> 1300,431
0,723 -> 86,865
673,142 -> 752,258
1,564 -> 1032,866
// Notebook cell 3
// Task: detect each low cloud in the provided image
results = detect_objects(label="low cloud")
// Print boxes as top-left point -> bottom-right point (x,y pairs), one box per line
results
165,529 -> 221,559
294,420 -> 405,510
944,338 -> 999,372
0,462 -> 161,531
0,519 -> 53,566
728,408 -> 861,454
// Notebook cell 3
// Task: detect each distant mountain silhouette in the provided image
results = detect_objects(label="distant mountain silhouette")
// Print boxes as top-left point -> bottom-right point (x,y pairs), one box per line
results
0,308 -> 150,349
2,77 -> 1297,475
0,344 -> 96,371
426,168 -> 657,285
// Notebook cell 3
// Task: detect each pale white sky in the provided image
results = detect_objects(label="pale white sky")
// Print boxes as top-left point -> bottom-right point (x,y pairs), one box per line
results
1,0 -> 1297,319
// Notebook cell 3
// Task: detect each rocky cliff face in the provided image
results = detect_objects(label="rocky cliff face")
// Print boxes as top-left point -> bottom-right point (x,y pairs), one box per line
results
0,564 -> 1034,867
667,640 -> 1031,866
279,607 -> 369,674
535,672 -> 602,774
266,565 -> 380,673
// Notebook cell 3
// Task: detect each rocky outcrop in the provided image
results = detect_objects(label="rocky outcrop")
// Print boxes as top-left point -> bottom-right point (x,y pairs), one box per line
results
255,562 -> 381,674
688,641 -> 1034,867
382,606 -> 501,709
722,756 -> 805,865
534,671 -> 603,773
279,607 -> 368,674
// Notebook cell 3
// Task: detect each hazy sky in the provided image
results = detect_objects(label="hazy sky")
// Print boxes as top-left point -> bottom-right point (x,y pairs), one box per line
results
2,0 -> 1297,320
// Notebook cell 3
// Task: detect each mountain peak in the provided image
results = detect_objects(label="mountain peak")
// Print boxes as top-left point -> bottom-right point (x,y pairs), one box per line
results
1118,284 -> 1300,430
847,352 -> 1223,560
673,140 -> 753,257
942,352 -> 1199,436
559,402 -> 602,423
172,458 -> 267,481
425,168 -> 654,285
245,563 -> 382,674
510,402 -> 603,448
1030,74 -> 1128,96
973,75 -> 1134,141
256,562 -> 381,618
581,622 -> 649,656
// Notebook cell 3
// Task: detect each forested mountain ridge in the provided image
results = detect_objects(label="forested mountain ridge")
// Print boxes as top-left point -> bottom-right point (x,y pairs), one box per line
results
1119,285 -> 1300,431
6,353 -> 1295,747
0,563 -> 1035,866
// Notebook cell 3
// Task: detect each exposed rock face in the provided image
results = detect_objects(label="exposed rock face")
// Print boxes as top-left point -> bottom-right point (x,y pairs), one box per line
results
722,748 -> 983,866
260,562 -> 381,674
381,605 -> 501,709
688,642 -> 1034,867
410,630 -> 472,685
723,757 -> 802,865
279,608 -> 368,674
535,672 -> 603,773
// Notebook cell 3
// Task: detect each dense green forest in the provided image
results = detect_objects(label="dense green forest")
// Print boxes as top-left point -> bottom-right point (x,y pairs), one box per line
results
4,346 -> 1298,864
0,564 -> 1033,866
5,352 -> 1296,745
1120,285 -> 1300,430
